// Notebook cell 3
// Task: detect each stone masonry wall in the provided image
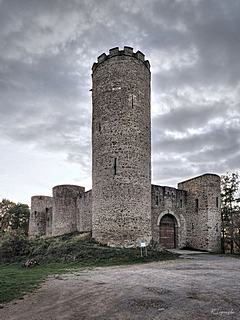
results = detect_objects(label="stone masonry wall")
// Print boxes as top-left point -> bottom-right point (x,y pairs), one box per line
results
76,190 -> 92,232
29,196 -> 53,238
203,175 -> 222,252
151,185 -> 187,248
92,47 -> 152,247
52,185 -> 85,236
45,207 -> 53,237
178,174 -> 221,252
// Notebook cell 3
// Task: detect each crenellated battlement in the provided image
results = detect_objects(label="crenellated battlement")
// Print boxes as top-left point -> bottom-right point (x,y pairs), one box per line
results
92,46 -> 150,72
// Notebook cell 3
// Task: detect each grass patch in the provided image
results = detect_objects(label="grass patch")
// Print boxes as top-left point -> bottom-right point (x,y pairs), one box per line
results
0,232 -> 178,304
0,263 -> 68,303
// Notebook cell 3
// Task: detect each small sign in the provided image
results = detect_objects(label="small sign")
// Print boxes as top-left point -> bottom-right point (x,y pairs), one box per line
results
140,241 -> 146,248
139,240 -> 148,257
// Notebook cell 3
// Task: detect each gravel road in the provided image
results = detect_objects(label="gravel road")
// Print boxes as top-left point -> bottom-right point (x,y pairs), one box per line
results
1,254 -> 240,320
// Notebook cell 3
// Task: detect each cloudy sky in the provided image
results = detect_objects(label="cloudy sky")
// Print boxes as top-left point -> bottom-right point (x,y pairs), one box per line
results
0,0 -> 239,204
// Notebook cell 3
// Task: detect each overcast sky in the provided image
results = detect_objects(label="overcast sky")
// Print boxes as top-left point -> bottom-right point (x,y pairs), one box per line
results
0,0 -> 239,204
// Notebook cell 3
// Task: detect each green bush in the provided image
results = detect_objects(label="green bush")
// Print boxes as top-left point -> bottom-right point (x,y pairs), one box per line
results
0,230 -> 30,262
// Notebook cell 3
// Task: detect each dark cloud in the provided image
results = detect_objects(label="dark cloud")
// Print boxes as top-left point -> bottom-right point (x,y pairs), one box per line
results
0,0 -> 239,197
153,103 -> 227,131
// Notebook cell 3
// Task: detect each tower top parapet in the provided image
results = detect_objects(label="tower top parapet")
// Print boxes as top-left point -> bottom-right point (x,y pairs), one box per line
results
92,46 -> 150,72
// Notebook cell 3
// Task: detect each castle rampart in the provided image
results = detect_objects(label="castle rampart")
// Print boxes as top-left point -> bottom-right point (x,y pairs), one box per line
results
28,195 -> 53,238
52,185 -> 85,236
151,185 -> 187,249
76,190 -> 92,232
178,174 -> 221,252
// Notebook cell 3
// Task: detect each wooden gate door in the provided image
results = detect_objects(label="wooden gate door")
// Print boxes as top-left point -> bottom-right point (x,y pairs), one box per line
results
159,214 -> 176,249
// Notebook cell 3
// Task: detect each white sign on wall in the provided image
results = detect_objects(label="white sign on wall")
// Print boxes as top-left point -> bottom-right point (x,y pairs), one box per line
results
140,241 -> 146,248
139,240 -> 147,257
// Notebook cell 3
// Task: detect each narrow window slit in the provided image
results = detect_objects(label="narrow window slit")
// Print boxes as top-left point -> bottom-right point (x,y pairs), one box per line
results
114,158 -> 117,175
195,198 -> 199,211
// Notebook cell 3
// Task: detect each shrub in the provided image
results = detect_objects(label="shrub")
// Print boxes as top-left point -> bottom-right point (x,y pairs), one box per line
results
0,230 -> 30,262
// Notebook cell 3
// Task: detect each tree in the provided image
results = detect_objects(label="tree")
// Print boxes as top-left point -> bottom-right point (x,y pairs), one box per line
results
0,199 -> 15,232
0,199 -> 30,235
221,172 -> 240,253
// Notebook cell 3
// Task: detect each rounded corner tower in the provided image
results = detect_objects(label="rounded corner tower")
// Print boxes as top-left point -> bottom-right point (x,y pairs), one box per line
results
29,195 -> 53,238
91,46 -> 152,247
52,184 -> 85,236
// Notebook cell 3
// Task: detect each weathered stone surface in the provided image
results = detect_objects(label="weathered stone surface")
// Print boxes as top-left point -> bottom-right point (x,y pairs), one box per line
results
28,196 -> 53,238
76,190 -> 92,232
91,48 -> 152,247
45,207 -> 53,237
178,174 -> 221,252
52,185 -> 85,236
151,185 -> 187,249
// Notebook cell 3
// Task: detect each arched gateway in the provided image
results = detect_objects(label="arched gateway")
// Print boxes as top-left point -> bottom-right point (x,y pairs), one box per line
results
159,214 -> 178,249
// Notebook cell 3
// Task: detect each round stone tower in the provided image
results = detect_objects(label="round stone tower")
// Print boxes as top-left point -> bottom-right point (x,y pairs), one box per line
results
92,46 -> 152,247
29,195 -> 53,238
52,184 -> 85,236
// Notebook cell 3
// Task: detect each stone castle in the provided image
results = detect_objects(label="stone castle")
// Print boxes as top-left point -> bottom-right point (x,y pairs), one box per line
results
29,47 -> 221,252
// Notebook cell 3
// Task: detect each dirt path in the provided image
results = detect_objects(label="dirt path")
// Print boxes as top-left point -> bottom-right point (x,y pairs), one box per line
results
1,254 -> 240,320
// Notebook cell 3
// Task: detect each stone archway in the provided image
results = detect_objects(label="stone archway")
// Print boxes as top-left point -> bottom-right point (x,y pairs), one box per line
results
159,214 -> 178,249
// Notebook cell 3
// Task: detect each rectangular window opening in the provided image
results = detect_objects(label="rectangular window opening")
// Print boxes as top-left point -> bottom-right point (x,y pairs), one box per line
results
156,196 -> 159,206
216,197 -> 219,208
